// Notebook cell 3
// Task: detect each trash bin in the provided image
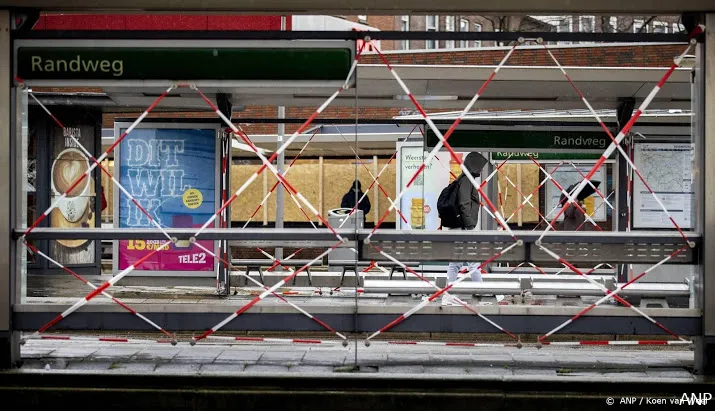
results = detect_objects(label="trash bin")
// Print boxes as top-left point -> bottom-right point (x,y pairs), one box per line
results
327,208 -> 363,266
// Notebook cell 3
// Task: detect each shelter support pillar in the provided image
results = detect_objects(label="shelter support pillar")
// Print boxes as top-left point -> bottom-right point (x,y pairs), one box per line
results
615,98 -> 635,283
275,106 -> 285,260
695,12 -> 715,376
0,9 -> 19,369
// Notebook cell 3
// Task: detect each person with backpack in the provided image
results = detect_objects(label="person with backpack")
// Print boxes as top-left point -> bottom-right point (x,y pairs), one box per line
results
437,152 -> 489,306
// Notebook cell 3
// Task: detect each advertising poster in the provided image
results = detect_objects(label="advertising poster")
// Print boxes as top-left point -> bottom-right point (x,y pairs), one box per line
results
116,126 -> 217,272
398,143 -> 479,230
633,142 -> 693,229
50,123 -> 97,265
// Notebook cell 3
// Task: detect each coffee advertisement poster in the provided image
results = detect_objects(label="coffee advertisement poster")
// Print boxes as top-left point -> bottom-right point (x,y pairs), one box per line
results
50,124 -> 96,265
397,143 -> 478,230
116,127 -> 216,272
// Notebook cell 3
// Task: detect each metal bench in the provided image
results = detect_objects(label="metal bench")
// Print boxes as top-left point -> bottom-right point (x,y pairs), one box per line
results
231,258 -> 316,286
330,260 -> 422,286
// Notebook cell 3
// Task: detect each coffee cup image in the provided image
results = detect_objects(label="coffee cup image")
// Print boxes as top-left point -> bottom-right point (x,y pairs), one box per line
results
51,147 -> 91,223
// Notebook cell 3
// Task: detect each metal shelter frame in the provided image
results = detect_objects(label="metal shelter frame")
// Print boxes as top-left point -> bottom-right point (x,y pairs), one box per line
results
0,10 -> 714,377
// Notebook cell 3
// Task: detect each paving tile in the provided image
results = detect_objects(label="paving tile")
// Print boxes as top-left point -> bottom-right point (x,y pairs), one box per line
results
471,354 -> 514,366
21,349 -> 56,359
552,355 -> 602,368
301,351 -> 347,366
50,347 -> 99,359
66,361 -> 113,371
173,347 -> 224,364
644,369 -> 695,379
428,354 -> 472,365
638,357 -> 690,367
20,359 -> 69,370
91,347 -> 142,360
258,351 -> 306,364
199,364 -> 246,374
386,353 -> 426,365
108,362 -> 157,372
154,363 -> 202,374
596,357 -> 645,369
379,365 -> 425,374
424,366 -> 472,375
133,348 -> 182,361
214,349 -> 263,364
288,365 -> 335,374
465,366 -> 513,376
244,364 -> 290,373
511,354 -> 556,367
513,368 -> 558,377
355,353 -> 388,365
600,371 -> 650,378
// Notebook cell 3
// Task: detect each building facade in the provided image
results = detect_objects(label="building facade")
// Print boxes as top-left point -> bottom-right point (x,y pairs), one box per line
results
340,14 -> 686,51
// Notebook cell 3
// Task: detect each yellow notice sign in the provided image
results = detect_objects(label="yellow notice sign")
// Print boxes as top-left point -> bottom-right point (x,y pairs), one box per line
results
584,196 -> 595,216
182,188 -> 203,209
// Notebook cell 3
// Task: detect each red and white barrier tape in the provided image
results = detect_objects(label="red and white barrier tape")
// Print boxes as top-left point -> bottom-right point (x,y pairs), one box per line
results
567,162 -> 614,210
494,161 -> 553,229
25,87 -> 178,334
530,157 -> 602,231
540,339 -> 692,347
538,244 -> 685,341
191,242 -> 343,344
574,191 -> 615,231
334,127 -> 408,223
24,243 -> 174,340
510,162 -> 564,225
337,126 -> 419,229
23,334 -> 176,345
366,241 -> 522,342
192,241 -> 347,340
538,245 -> 691,343
382,340 -> 520,348
204,335 -> 342,345
366,42 -> 520,242
192,42 -> 367,240
243,129 -> 320,228
536,25 -> 704,242
22,85 -> 176,239
543,46 -> 694,240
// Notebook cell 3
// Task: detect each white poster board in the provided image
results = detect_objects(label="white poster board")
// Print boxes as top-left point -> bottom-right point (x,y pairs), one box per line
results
397,142 -> 481,230
545,164 -> 607,222
633,142 -> 693,229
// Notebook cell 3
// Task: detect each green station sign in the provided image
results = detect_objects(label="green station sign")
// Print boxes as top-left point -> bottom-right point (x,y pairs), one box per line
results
16,46 -> 353,81
425,129 -> 612,153
491,152 -> 605,160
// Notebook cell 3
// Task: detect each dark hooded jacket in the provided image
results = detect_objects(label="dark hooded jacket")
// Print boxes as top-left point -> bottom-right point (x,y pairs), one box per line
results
455,152 -> 488,229
341,180 -> 371,216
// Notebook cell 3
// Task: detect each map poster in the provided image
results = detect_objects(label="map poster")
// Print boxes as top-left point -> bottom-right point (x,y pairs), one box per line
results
116,127 -> 217,272
633,142 -> 693,229
398,143 -> 479,230
545,164 -> 607,222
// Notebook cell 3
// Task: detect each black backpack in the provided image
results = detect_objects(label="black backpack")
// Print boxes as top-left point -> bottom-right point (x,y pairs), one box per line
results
437,175 -> 462,228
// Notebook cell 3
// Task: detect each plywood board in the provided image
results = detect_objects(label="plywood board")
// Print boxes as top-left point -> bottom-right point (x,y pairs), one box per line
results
497,164 -> 540,225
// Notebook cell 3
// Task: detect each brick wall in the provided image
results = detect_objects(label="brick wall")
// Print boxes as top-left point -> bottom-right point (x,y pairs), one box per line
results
85,44 -> 681,130
102,106 -> 412,135
359,43 -> 683,67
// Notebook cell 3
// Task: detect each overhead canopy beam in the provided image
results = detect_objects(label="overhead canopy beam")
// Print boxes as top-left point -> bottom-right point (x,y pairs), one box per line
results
0,0 -> 713,14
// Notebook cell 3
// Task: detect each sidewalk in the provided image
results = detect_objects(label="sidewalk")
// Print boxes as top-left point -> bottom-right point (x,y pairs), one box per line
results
17,338 -> 697,381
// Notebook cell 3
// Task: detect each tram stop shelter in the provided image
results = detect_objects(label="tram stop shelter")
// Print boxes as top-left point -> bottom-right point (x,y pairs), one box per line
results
2,3 -> 715,406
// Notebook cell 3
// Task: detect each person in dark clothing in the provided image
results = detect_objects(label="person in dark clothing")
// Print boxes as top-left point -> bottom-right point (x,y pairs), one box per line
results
455,152 -> 488,230
341,179 -> 371,217
442,152 -> 488,305
562,200 -> 587,231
